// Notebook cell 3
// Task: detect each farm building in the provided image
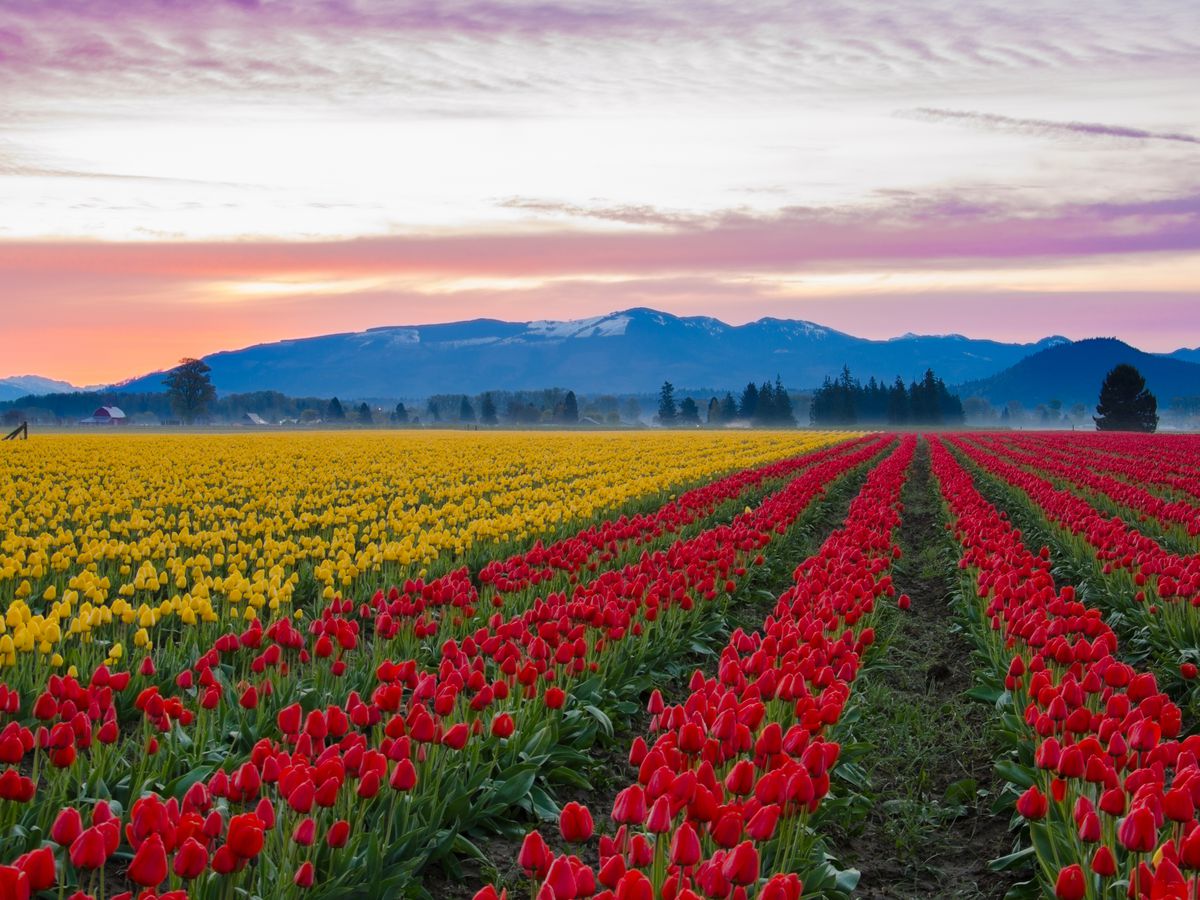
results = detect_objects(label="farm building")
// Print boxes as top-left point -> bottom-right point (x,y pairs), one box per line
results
241,412 -> 270,426
79,406 -> 128,425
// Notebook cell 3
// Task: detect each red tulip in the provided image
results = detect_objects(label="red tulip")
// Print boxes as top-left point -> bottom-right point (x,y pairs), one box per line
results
17,847 -> 55,892
544,857 -> 577,899
173,837 -> 209,880
226,813 -> 265,859
0,867 -> 28,900
721,841 -> 759,886
559,802 -> 594,843
1054,864 -> 1085,900
645,796 -> 673,833
746,804 -> 781,841
615,870 -> 654,900
1181,827 -> 1200,870
50,807 -> 83,845
69,828 -> 108,870
294,861 -> 314,889
128,834 -> 168,887
1118,806 -> 1158,853
1015,785 -> 1048,820
326,820 -> 350,848
390,759 -> 417,792
669,821 -> 702,866
1090,845 -> 1117,876
611,785 -> 647,825
293,817 -> 316,846
442,723 -> 469,750
518,831 -> 550,879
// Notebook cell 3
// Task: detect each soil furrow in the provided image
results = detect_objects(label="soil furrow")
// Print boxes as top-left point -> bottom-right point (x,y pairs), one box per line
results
842,438 -> 1012,899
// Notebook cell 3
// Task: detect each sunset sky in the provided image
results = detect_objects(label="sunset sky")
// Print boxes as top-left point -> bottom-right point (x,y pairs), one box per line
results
1,0 -> 1198,385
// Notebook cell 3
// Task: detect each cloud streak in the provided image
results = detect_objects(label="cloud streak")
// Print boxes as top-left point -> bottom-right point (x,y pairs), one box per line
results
907,107 -> 1200,145
3,192 -> 1198,283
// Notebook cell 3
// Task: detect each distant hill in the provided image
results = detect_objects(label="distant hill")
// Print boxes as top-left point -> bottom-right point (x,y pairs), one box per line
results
959,338 -> 1200,407
116,308 -> 1070,399
0,375 -> 79,402
1169,347 -> 1200,365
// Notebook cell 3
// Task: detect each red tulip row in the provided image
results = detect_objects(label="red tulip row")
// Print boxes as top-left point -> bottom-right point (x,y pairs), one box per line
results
945,436 -> 1200,629
478,438 -> 874,596
481,436 -> 916,900
1011,433 -> 1200,506
331,438 -> 874,661
0,440 -> 891,899
930,436 -> 1200,899
969,433 -> 1200,540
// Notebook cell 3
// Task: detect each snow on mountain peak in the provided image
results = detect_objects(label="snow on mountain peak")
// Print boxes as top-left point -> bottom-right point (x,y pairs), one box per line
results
525,314 -> 631,339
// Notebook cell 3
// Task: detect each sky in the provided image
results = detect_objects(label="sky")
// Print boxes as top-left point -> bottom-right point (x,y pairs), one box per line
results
0,0 -> 1197,385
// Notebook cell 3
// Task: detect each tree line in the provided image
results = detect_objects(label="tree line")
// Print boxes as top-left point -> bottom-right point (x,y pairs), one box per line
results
657,377 -> 797,426
810,367 -> 965,426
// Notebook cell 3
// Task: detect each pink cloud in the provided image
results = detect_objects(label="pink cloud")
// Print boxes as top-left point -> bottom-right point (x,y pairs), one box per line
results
3,193 -> 1199,283
3,192 -> 1198,384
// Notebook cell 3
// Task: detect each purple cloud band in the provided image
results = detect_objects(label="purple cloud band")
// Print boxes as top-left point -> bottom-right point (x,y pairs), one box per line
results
2,192 -> 1197,281
907,107 -> 1200,145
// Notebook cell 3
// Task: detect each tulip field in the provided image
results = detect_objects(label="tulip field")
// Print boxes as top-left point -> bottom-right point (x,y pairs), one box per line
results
1,429 -> 1199,899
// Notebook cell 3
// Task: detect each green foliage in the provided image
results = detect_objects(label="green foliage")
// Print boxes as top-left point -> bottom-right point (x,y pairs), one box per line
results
811,366 -> 964,426
163,357 -> 217,424
1094,363 -> 1158,432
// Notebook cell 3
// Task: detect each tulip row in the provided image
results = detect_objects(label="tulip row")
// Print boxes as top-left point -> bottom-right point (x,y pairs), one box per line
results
0,432 -> 852,669
1008,433 -> 1200,509
970,433 -> 1200,545
370,436 -> 877,656
944,434 -> 1200,672
483,435 -> 916,900
1016,433 -> 1200,504
0,438 -> 889,898
930,436 -> 1200,899
478,437 -> 873,598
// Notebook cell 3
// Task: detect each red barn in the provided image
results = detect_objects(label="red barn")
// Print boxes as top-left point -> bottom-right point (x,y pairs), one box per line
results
80,406 -> 129,425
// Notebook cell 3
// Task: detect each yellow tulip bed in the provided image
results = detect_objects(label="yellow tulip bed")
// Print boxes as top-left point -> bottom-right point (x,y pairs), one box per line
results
0,430 -> 849,672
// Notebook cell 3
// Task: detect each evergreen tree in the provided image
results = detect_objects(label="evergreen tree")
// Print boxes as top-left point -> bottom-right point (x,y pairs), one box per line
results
426,399 -> 441,422
756,381 -> 775,425
658,382 -> 677,424
773,376 -> 795,425
327,397 -> 345,420
720,393 -> 738,421
393,402 -> 409,423
739,383 -> 759,419
561,390 -> 579,424
480,393 -> 498,425
706,397 -> 721,424
357,402 -> 372,423
1094,364 -> 1158,432
459,396 -> 475,422
887,376 -> 908,424
838,367 -> 857,424
163,358 -> 217,424
679,397 -> 700,424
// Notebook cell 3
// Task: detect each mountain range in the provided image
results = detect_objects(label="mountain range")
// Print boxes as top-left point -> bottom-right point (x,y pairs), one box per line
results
0,375 -> 80,403
8,308 -> 1200,406
113,308 -> 1078,399
961,338 -> 1200,407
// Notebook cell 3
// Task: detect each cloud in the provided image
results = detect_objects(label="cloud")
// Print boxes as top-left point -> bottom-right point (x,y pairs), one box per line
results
497,197 -> 712,229
905,107 -> 1200,145
3,191 -> 1198,284
2,0 -> 1197,109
